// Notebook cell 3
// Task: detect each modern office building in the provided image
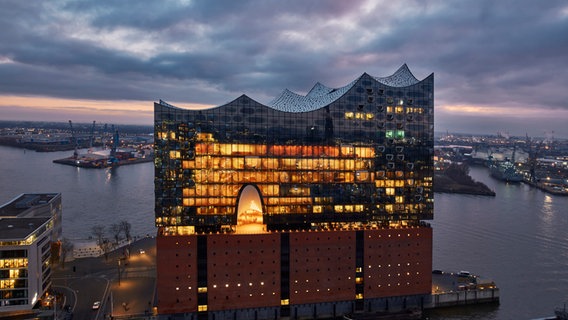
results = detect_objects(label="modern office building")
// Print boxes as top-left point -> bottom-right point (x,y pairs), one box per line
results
0,193 -> 62,315
154,64 -> 434,319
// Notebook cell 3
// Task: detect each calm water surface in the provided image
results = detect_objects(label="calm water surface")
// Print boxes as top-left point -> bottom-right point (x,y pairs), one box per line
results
430,166 -> 568,319
0,145 -> 155,240
1,146 -> 567,319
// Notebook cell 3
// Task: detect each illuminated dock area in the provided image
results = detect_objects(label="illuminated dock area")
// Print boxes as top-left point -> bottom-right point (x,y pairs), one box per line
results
428,270 -> 499,308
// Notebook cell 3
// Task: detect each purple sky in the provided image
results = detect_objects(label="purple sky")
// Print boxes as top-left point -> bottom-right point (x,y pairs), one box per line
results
1,0 -> 567,138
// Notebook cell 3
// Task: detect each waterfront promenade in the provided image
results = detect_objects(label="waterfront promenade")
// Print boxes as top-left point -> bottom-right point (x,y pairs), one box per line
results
52,236 -> 156,319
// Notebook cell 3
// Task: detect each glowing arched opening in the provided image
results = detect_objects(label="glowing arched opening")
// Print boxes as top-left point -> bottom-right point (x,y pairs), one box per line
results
236,185 -> 266,234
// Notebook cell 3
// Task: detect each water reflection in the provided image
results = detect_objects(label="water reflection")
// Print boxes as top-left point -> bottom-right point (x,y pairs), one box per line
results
541,194 -> 554,224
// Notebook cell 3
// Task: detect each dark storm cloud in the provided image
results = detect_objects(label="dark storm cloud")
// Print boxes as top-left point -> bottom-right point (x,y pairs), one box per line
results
0,0 -> 567,134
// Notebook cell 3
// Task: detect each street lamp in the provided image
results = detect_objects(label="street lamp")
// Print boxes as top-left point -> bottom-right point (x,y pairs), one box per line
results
117,259 -> 121,286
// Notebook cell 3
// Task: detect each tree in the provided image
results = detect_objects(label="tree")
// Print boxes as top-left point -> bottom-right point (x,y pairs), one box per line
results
119,220 -> 132,241
91,225 -> 106,246
60,238 -> 74,269
100,238 -> 114,261
110,223 -> 122,245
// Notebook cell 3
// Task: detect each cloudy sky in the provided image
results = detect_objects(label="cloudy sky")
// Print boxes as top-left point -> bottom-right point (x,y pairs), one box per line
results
1,0 -> 567,137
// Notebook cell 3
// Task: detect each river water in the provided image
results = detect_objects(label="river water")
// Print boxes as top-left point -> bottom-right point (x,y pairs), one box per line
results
1,145 -> 567,319
430,166 -> 568,319
0,145 -> 156,241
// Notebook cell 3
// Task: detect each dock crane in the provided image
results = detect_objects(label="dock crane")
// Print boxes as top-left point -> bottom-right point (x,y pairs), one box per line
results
526,134 -> 543,183
109,128 -> 120,164
89,120 -> 96,152
68,120 -> 78,159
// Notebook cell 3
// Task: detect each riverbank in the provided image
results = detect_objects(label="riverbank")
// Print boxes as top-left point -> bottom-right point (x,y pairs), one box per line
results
53,155 -> 153,168
434,173 -> 496,196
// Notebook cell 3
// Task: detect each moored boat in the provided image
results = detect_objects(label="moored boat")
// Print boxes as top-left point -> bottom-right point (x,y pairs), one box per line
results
489,162 -> 523,182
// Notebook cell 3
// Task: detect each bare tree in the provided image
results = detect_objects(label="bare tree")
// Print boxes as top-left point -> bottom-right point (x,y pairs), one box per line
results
110,223 -> 122,245
60,238 -> 74,269
119,220 -> 132,241
91,225 -> 106,246
100,238 -> 113,261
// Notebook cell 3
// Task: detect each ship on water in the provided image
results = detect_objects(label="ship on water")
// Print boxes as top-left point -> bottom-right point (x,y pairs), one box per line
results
489,161 -> 523,183
488,145 -> 523,183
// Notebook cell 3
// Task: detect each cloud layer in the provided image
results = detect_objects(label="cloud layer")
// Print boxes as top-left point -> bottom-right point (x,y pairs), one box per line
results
1,0 -> 567,136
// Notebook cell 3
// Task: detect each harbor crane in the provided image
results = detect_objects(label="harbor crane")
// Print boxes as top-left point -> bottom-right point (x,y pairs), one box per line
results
68,120 -> 78,159
89,120 -> 96,151
526,136 -> 543,183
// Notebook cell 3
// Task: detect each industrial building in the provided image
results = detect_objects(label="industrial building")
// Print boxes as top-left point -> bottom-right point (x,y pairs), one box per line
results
154,64 -> 434,319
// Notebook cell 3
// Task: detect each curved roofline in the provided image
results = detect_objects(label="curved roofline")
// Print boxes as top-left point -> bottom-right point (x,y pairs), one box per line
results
267,64 -> 426,112
373,63 -> 420,87
158,64 -> 430,113
267,76 -> 360,113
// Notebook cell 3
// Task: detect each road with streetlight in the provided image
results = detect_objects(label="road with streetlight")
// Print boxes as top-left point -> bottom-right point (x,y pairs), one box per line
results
52,236 -> 156,320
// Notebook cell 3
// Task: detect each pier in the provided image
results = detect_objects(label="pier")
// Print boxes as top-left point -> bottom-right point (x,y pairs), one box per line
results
428,271 -> 499,308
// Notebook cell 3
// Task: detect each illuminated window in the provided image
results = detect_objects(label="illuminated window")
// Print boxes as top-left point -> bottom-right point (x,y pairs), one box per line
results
198,305 -> 208,312
386,188 -> 395,196
198,287 -> 207,293
345,112 -> 354,119
395,130 -> 405,139
281,299 -> 290,305
356,293 -> 364,299
386,130 -> 394,139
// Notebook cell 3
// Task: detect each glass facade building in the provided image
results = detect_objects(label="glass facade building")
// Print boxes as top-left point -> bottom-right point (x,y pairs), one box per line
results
155,64 -> 433,234
154,65 -> 434,318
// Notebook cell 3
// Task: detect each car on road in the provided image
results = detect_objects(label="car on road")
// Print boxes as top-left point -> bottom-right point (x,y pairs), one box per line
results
139,249 -> 145,254
92,301 -> 101,310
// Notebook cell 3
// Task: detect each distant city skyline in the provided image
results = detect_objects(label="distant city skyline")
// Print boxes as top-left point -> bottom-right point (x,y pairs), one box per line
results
1,1 -> 567,138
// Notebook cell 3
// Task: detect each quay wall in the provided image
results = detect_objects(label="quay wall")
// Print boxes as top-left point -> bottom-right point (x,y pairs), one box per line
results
427,288 -> 500,308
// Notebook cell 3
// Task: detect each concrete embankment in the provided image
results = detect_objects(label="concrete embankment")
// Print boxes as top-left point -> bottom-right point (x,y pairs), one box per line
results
427,271 -> 499,309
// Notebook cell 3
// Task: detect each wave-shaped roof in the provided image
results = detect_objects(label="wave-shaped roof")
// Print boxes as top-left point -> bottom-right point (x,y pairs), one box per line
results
158,64 -> 424,113
374,64 -> 420,87
267,64 -> 421,113
268,78 -> 359,113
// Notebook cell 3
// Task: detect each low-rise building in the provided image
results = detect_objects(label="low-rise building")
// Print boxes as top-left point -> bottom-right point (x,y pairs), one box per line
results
0,193 -> 62,315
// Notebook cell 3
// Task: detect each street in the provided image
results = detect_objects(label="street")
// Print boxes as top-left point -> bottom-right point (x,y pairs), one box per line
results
52,236 -> 156,320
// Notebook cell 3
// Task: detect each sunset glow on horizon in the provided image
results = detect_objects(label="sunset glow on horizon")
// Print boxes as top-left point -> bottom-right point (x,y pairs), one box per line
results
0,95 -> 215,125
0,1 -> 567,136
